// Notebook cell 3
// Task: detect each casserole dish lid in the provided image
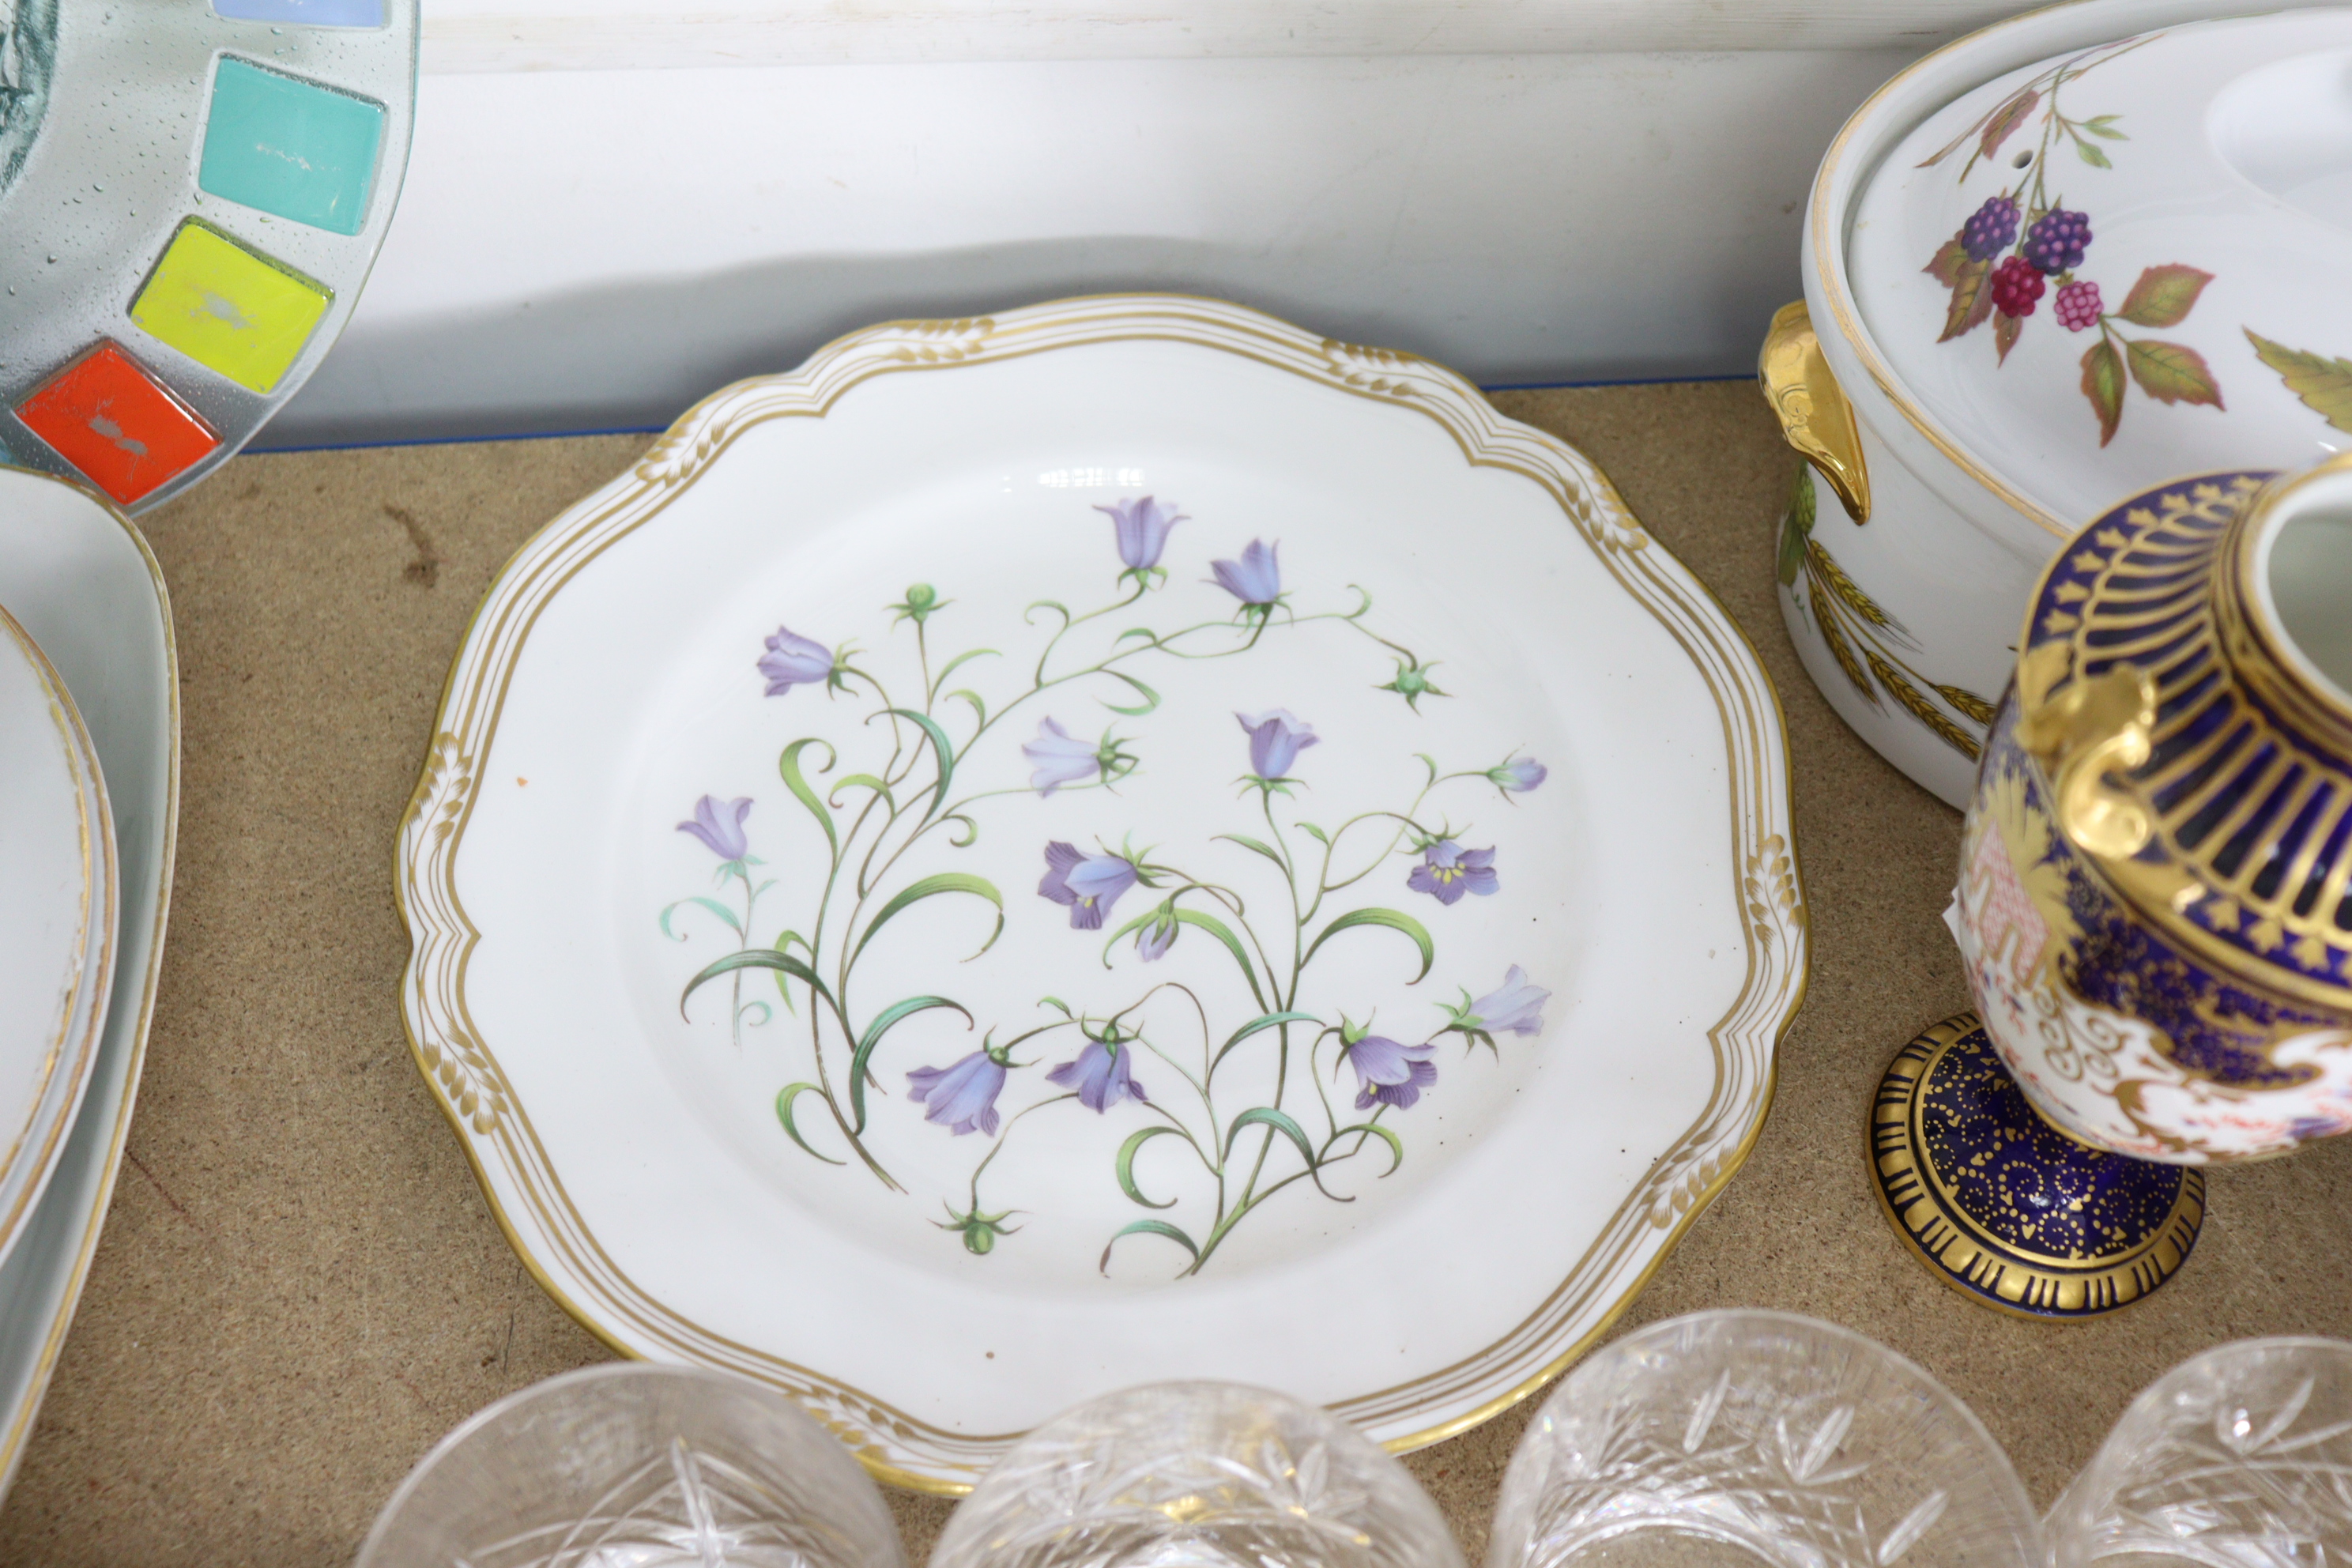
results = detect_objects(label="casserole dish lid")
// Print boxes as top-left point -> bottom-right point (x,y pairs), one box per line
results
1845,10 -> 2352,533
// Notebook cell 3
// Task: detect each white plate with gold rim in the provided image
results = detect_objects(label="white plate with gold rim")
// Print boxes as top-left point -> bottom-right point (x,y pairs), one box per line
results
396,296 -> 1804,1491
0,598 -> 114,1276
0,465 -> 177,1498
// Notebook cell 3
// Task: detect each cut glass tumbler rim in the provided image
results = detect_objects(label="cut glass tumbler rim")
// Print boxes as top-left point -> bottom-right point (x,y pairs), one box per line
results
2049,1334 -> 2352,1568
1579,1309 -> 2026,1472
931,1378 -> 1467,1568
355,1361 -> 903,1568
1490,1310 -> 2042,1568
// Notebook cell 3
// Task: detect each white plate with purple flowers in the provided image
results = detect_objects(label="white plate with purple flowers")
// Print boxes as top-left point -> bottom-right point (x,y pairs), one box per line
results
395,296 -> 1805,1491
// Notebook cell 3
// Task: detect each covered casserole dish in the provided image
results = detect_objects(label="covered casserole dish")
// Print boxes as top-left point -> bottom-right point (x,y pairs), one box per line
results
1766,0 -> 2352,805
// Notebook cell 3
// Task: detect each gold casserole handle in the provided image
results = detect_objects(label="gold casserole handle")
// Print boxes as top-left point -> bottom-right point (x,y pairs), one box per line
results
1758,301 -> 1871,524
2015,643 -> 2158,861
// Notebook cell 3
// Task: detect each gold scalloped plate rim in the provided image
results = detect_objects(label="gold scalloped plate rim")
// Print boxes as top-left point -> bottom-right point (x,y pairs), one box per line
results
390,292 -> 1810,1491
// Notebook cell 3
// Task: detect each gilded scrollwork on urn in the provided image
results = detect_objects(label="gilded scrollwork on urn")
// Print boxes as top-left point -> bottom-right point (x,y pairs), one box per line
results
1954,468 -> 2352,1164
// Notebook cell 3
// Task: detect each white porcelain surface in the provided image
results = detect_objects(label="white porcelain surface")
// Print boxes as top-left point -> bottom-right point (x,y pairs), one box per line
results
0,604 -> 111,1274
1793,0 -> 2350,805
275,47 -> 1924,447
0,466 -> 178,1498
396,296 -> 1804,1490
1851,12 -> 2352,525
1775,425 -> 2030,808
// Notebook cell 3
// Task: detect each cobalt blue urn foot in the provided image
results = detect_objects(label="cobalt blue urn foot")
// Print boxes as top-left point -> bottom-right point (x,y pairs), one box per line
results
1870,1012 -> 2204,1319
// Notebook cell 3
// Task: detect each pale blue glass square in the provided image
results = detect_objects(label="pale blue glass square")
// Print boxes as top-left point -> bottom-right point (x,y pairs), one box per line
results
198,57 -> 383,236
212,0 -> 386,24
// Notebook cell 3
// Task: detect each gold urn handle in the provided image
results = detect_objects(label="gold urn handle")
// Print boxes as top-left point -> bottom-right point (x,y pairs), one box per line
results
2015,643 -> 2158,861
1758,301 -> 1871,524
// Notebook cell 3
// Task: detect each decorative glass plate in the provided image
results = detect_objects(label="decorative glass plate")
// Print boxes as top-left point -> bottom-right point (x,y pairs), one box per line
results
0,465 -> 175,1497
0,0 -> 416,512
395,296 -> 1805,1491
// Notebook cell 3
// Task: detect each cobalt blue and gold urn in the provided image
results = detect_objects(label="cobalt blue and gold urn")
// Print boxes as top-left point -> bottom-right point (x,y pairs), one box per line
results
1875,457 -> 2352,1317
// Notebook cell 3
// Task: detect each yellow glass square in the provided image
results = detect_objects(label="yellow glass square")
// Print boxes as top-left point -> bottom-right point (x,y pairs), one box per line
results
128,220 -> 333,393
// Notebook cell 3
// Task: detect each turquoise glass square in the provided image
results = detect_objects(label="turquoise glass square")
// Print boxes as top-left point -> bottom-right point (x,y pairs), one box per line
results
198,58 -> 384,236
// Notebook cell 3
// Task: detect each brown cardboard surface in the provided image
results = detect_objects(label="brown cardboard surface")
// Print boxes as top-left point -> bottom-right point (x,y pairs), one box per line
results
0,381 -> 2345,1566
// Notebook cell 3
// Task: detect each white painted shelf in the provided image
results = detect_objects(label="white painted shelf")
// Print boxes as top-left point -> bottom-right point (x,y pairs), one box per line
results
271,2 -> 2040,445
418,0 -> 2037,70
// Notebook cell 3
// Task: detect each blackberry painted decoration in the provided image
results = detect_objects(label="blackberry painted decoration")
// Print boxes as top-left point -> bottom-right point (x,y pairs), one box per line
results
1762,2 -> 2352,806
1917,43 -> 2219,449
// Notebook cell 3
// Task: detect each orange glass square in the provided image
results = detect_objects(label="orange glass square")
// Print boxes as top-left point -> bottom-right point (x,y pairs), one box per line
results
14,341 -> 219,505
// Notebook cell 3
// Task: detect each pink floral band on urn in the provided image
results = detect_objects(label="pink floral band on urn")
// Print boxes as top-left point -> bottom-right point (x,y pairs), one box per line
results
1955,469 -> 2352,1163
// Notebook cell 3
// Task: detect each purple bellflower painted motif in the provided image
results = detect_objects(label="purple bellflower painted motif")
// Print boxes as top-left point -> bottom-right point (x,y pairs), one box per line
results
1209,539 -> 1282,609
1024,718 -> 1100,796
678,795 -> 753,861
1409,840 -> 1498,905
1039,842 -> 1138,930
663,795 -> 776,1047
1135,903 -> 1180,963
757,627 -> 836,697
1489,756 -> 1547,794
665,496 -> 1558,1279
1238,710 -> 1317,780
1441,964 -> 1551,1054
1470,966 -> 1549,1037
1047,1035 -> 1149,1112
1023,717 -> 1136,797
1342,1032 -> 1439,1111
906,1051 -> 1008,1136
1096,496 -> 1188,573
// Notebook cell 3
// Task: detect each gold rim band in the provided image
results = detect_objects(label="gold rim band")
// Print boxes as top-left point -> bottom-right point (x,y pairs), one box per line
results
2218,453 -> 2352,760
392,294 -> 1811,1490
